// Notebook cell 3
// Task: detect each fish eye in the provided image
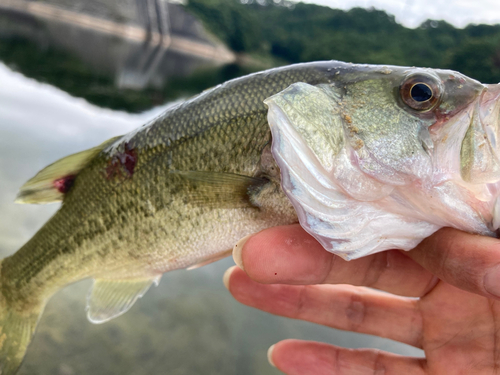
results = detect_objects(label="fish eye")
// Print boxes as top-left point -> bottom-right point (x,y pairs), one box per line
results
411,83 -> 433,102
400,74 -> 441,111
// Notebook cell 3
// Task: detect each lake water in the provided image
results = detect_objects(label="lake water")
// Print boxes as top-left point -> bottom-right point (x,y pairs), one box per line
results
0,8 -> 422,375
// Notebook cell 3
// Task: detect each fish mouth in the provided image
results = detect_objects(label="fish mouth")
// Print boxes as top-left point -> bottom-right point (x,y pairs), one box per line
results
479,84 -> 500,150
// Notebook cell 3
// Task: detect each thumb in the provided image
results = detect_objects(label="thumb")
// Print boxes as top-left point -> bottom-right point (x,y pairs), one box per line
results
407,227 -> 500,300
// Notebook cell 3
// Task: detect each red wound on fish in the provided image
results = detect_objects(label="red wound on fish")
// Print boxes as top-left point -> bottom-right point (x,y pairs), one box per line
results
121,143 -> 138,176
105,142 -> 138,180
53,175 -> 76,194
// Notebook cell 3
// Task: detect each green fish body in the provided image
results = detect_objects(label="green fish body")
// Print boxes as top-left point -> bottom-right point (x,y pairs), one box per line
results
2,60 -> 500,373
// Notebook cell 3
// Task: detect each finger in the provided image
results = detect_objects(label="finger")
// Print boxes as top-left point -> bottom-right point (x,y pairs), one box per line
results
407,227 -> 500,300
233,224 -> 436,297
224,266 -> 423,348
268,339 -> 426,375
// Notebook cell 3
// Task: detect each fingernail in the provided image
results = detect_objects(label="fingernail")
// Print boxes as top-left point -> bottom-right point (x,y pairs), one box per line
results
223,266 -> 237,290
233,234 -> 252,271
267,344 -> 276,367
484,264 -> 500,298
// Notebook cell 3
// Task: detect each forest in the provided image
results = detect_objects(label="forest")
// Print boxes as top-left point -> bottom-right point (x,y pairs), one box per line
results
186,0 -> 500,83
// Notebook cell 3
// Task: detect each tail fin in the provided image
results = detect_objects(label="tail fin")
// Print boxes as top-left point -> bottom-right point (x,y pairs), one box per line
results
0,284 -> 44,374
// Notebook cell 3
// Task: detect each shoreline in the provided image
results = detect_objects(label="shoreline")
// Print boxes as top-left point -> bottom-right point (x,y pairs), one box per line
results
0,0 -> 235,63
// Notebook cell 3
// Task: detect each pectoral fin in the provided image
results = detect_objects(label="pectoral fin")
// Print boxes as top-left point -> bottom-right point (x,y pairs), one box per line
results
16,135 -> 122,204
87,276 -> 160,324
175,171 -> 267,208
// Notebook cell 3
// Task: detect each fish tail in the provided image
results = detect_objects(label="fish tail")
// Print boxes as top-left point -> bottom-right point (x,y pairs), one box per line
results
0,260 -> 44,375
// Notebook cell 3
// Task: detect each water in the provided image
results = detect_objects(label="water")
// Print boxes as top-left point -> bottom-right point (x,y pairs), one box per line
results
0,8 -> 422,375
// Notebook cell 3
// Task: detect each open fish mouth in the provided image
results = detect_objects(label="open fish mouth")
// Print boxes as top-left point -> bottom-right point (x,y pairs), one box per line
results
460,84 -> 500,185
479,84 -> 500,153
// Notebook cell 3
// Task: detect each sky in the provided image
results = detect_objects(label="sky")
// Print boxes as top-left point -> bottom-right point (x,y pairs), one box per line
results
301,0 -> 500,28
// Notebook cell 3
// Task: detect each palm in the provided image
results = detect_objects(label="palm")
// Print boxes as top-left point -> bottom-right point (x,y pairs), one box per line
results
420,282 -> 498,373
225,225 -> 500,375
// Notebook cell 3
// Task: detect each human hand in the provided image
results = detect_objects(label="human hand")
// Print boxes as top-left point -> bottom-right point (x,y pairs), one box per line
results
223,224 -> 500,374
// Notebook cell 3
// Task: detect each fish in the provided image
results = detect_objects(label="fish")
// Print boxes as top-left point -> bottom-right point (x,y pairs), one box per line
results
0,60 -> 499,373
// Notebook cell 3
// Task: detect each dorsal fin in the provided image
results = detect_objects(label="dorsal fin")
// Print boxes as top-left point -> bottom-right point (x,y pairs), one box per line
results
15,136 -> 122,204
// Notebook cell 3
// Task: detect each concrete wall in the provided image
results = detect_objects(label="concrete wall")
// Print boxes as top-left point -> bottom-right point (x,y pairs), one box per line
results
28,0 -> 141,24
24,0 -> 219,46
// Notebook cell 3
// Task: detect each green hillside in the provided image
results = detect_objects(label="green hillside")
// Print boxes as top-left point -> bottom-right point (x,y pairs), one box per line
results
186,0 -> 500,83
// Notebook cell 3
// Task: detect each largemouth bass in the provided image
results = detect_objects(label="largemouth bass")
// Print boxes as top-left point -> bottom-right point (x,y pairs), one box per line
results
1,61 -> 499,373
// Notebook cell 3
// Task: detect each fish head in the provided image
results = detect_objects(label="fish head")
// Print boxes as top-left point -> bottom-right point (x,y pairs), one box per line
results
264,62 -> 500,259
266,63 -> 500,188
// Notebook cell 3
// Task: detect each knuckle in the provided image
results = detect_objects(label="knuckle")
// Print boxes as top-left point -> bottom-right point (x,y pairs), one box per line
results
362,252 -> 389,287
295,286 -> 309,319
371,350 -> 386,375
345,290 -> 366,332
